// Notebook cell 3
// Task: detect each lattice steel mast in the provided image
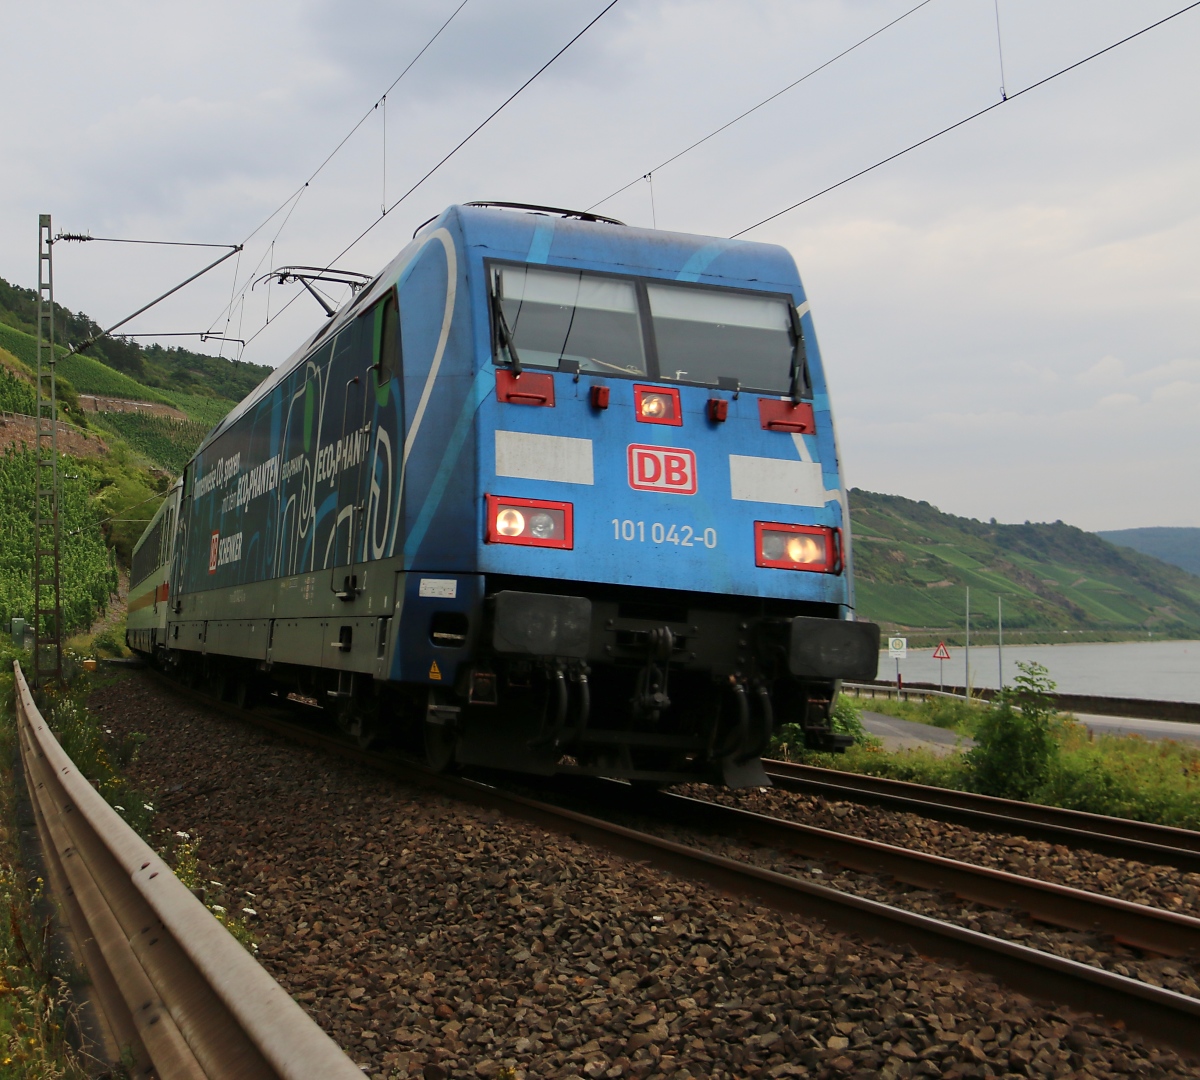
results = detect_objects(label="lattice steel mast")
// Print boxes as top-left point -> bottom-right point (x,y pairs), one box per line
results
33,215 -> 61,685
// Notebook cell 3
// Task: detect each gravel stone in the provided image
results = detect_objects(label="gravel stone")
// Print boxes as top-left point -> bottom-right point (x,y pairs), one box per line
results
90,673 -> 1200,1078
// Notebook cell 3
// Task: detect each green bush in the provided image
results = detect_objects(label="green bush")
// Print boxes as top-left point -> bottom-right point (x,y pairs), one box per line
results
770,693 -> 880,760
91,627 -> 126,658
966,662 -> 1061,799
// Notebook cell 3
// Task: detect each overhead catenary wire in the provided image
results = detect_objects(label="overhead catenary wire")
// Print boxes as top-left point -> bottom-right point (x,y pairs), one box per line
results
993,0 -> 1008,101
53,234 -> 238,248
64,246 -> 242,358
237,0 -> 624,353
235,0 -> 472,253
730,0 -> 1200,237
204,0 -> 473,338
325,0 -> 624,268
587,0 -> 938,212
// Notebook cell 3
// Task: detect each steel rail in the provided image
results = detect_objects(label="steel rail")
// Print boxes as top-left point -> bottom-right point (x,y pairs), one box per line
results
634,787 -> 1200,957
764,759 -> 1200,872
12,662 -> 363,1080
148,676 -> 1200,1057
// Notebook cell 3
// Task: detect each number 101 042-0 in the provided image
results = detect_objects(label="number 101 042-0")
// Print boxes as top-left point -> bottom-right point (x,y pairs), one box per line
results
611,519 -> 718,549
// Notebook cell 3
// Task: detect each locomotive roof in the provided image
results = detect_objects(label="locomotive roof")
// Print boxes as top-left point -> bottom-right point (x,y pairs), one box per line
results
191,204 -> 801,461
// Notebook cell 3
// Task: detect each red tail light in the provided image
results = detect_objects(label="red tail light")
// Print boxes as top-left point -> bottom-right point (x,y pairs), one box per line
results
755,522 -> 840,572
485,495 -> 574,549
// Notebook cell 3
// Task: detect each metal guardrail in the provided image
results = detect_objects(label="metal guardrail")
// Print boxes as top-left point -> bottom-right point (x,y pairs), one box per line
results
13,662 -> 363,1080
843,680 -> 966,704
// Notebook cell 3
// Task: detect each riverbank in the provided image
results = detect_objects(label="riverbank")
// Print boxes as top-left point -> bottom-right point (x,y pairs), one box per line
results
879,639 -> 1200,705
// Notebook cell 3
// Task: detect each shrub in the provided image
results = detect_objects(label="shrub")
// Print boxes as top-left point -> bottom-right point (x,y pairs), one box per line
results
91,627 -> 126,658
966,662 -> 1061,799
771,693 -> 880,760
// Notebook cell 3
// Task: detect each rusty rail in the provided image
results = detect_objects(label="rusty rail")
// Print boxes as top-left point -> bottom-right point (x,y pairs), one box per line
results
636,787 -> 1200,957
12,662 -> 362,1080
764,758 -> 1200,872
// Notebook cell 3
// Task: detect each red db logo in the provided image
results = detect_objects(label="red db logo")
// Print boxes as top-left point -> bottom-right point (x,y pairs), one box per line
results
209,530 -> 220,573
627,444 -> 698,495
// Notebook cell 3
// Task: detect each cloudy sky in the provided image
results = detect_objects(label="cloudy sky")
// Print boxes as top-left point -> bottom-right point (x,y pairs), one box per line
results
2,0 -> 1197,530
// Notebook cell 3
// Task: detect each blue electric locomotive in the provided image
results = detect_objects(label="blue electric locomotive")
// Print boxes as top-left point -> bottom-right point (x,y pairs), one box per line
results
128,202 -> 879,786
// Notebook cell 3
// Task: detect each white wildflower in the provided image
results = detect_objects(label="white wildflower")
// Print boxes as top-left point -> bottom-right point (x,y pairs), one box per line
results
241,907 -> 257,917
211,904 -> 226,913
175,831 -> 190,840
143,803 -> 154,812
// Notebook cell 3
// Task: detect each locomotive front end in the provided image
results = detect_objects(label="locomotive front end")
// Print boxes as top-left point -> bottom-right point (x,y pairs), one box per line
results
452,206 -> 879,785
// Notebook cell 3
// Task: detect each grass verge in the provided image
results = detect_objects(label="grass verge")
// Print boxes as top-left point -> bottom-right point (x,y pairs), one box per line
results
772,666 -> 1200,830
0,651 -> 90,1078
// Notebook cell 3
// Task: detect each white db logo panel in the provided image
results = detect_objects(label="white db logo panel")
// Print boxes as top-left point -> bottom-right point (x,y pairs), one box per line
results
627,444 -> 698,495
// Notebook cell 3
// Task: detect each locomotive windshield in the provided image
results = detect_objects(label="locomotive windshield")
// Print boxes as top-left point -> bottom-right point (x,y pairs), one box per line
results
491,262 -> 798,393
646,283 -> 793,393
494,265 -> 647,376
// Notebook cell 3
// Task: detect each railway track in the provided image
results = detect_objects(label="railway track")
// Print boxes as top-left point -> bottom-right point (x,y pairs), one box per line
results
144,670 -> 1200,1056
764,758 -> 1200,873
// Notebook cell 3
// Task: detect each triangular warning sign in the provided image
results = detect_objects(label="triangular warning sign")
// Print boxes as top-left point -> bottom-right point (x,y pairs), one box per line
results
429,660 -> 442,680
932,642 -> 951,660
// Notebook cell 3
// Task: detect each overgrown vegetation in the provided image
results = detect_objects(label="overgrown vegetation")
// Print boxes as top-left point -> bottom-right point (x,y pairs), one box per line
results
36,667 -> 257,952
795,662 -> 1200,830
0,653 -> 92,1078
771,694 -> 881,760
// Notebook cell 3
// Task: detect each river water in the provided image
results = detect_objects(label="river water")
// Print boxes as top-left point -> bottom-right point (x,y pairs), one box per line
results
880,639 -> 1200,704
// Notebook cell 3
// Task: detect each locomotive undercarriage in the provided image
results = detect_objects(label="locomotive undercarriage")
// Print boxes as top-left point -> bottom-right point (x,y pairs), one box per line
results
427,582 -> 869,785
153,579 -> 877,788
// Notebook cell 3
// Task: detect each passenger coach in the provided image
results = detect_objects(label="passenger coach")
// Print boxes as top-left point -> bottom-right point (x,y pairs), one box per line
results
128,202 -> 879,786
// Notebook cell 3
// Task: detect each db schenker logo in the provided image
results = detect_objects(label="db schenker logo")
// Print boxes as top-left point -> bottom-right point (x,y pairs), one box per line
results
627,444 -> 697,495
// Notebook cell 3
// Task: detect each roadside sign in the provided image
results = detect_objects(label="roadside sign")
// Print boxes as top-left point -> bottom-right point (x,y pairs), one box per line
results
932,641 -> 951,660
888,636 -> 907,659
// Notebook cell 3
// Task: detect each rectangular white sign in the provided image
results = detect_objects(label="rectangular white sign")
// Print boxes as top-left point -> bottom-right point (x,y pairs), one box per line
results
728,455 -> 826,507
495,430 -> 594,485
419,578 -> 458,599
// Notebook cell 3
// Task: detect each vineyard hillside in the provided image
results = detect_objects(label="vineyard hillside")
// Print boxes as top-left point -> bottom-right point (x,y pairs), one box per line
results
850,489 -> 1200,641
0,276 -> 269,634
0,446 -> 119,634
96,412 -> 210,475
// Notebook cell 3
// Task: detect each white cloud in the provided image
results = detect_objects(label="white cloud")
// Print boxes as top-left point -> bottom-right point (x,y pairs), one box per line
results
0,0 -> 1197,528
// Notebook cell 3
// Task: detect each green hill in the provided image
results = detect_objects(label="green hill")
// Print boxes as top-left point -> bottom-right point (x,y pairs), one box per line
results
1096,527 -> 1200,578
850,490 -> 1200,642
0,275 -> 270,400
0,276 -> 269,475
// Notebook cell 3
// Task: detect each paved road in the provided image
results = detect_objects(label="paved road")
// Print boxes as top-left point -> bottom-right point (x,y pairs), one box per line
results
1069,712 -> 1200,744
859,711 -> 975,756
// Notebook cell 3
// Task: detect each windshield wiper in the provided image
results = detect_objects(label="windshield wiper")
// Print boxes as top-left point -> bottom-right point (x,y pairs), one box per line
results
789,305 -> 812,403
491,290 -> 524,376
